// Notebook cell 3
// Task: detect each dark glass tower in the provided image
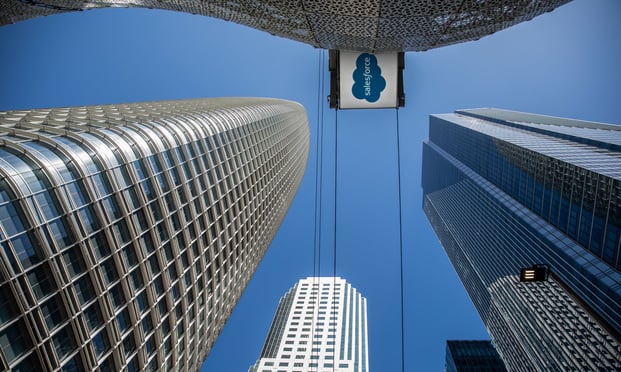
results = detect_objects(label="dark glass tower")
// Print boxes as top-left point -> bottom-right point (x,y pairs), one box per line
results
445,340 -> 506,372
422,108 -> 621,370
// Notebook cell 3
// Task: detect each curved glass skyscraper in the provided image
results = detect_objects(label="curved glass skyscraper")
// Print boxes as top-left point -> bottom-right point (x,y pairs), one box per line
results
422,108 -> 621,370
0,98 -> 309,371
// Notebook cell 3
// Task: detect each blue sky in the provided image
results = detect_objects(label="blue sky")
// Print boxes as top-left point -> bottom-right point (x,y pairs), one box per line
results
1,0 -> 620,370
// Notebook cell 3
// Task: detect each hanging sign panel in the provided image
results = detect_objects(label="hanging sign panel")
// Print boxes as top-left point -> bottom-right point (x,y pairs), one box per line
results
338,51 -> 400,109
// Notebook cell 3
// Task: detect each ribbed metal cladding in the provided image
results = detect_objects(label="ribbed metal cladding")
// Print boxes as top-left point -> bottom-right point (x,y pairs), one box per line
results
0,98 -> 309,371
421,109 -> 621,371
0,0 -> 570,52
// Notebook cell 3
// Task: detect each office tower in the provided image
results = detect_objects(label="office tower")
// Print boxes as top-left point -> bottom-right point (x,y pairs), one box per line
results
422,108 -> 621,371
0,0 -> 570,52
0,98 -> 309,371
445,340 -> 506,372
250,277 -> 368,372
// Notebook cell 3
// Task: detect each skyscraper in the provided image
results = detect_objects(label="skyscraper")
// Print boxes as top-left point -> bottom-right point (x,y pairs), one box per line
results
422,108 -> 621,370
250,277 -> 368,372
0,98 -> 309,371
0,0 -> 570,52
444,340 -> 506,372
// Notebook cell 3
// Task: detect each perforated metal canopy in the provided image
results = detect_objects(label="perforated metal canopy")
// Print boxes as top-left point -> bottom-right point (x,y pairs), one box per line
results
1,0 -> 569,52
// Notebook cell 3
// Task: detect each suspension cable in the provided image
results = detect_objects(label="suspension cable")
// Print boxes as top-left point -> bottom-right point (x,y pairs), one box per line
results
311,49 -> 326,372
333,107 -> 339,279
395,108 -> 405,372
332,106 -> 339,372
313,49 -> 324,281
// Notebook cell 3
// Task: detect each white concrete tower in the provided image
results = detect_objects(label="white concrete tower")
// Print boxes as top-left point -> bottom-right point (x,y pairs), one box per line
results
250,277 -> 368,372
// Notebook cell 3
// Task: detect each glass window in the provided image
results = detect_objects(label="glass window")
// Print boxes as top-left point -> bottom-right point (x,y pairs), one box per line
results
142,313 -> 154,334
133,210 -> 149,232
83,303 -> 104,332
156,222 -> 169,243
140,233 -> 155,255
113,220 -> 131,244
34,191 -> 59,221
136,291 -> 148,312
156,174 -> 170,193
65,182 -> 88,209
116,308 -> 132,334
112,165 -> 132,189
145,335 -> 156,355
63,247 -> 85,278
90,232 -> 109,259
91,173 -> 112,197
12,232 -> 44,270
91,328 -> 111,356
100,257 -> 119,284
130,269 -> 144,291
123,333 -> 137,356
124,186 -> 141,211
73,275 -> 95,305
123,245 -> 139,269
99,354 -> 116,372
27,262 -> 57,300
148,255 -> 160,276
61,353 -> 82,372
0,199 -> 25,237
0,284 -> 19,326
161,315 -> 171,336
0,318 -> 32,362
12,352 -> 41,372
102,196 -> 123,221
49,218 -> 74,248
40,294 -> 67,331
142,179 -> 156,200
52,324 -> 77,359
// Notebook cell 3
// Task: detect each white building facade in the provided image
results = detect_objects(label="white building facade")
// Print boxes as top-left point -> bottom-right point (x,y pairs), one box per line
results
250,277 -> 368,372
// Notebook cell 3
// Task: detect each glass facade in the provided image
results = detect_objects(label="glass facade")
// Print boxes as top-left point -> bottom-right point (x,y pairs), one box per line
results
0,98 -> 309,371
250,277 -> 368,372
422,109 -> 621,371
445,340 -> 506,372
0,0 -> 570,52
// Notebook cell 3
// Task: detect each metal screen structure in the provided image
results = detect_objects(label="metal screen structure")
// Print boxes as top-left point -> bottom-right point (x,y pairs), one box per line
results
1,0 -> 570,52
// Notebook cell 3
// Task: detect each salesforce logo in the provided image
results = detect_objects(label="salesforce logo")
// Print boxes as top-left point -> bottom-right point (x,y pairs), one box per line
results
352,53 -> 386,103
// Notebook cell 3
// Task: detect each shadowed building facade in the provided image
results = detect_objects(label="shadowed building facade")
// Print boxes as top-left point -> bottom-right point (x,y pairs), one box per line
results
0,98 -> 309,371
0,0 -> 570,52
445,340 -> 506,372
250,277 -> 368,372
422,109 -> 621,370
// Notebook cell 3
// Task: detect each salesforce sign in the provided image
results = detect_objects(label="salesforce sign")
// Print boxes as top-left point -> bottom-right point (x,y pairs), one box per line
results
338,51 -> 402,109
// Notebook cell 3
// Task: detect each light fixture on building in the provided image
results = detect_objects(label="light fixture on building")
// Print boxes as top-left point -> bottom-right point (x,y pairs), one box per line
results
519,265 -> 549,282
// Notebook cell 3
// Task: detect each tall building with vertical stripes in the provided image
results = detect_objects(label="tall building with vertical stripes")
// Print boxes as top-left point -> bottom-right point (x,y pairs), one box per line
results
250,277 -> 368,372
0,98 -> 309,371
422,108 -> 621,370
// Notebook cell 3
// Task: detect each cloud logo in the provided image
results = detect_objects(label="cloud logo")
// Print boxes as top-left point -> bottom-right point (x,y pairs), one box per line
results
352,53 -> 386,103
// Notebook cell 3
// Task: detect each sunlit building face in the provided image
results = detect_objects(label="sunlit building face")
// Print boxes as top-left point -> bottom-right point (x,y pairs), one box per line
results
0,98 -> 309,371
